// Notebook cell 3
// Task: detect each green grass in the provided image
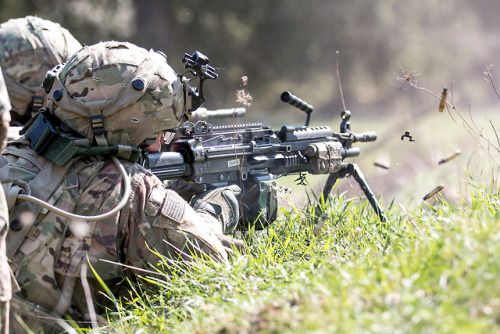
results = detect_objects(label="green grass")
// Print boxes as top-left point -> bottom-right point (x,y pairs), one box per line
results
92,183 -> 500,334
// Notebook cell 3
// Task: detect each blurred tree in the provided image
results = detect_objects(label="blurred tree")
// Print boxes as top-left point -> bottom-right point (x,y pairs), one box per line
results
0,0 -> 496,122
0,0 -> 136,44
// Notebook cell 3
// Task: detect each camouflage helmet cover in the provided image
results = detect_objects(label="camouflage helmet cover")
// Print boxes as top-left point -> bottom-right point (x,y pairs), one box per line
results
0,16 -> 82,119
46,41 -> 185,147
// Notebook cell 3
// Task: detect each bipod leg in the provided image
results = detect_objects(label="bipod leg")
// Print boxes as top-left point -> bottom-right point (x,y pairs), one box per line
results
322,173 -> 340,203
347,163 -> 387,222
316,165 -> 348,217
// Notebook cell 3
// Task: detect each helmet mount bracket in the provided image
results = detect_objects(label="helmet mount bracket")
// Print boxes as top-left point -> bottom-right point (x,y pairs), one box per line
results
181,51 -> 218,113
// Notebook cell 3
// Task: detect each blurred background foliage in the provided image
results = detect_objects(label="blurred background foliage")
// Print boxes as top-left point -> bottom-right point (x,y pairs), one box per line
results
1,0 -> 499,203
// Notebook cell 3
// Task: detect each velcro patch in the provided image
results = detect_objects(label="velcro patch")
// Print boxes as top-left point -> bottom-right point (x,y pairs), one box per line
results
161,190 -> 186,224
145,186 -> 167,217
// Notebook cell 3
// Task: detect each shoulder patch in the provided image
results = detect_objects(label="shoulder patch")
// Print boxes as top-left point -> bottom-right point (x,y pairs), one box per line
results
161,190 -> 186,224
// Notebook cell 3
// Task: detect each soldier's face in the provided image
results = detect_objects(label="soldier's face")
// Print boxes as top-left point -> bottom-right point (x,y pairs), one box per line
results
147,131 -> 164,153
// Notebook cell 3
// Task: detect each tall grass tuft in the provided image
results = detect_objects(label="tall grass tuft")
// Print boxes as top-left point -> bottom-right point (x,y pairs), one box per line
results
89,181 -> 499,333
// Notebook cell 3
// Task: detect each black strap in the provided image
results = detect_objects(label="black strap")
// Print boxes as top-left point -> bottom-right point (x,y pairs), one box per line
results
24,114 -> 141,165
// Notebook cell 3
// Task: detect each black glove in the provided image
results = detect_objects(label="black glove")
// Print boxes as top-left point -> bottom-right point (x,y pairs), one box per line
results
191,185 -> 241,234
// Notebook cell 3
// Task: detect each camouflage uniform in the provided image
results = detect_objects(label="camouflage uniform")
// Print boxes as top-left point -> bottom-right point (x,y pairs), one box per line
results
0,16 -> 82,126
0,69 -> 11,334
2,41 -> 242,332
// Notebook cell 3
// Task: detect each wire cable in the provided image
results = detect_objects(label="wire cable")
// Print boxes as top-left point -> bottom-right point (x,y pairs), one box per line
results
16,155 -> 130,221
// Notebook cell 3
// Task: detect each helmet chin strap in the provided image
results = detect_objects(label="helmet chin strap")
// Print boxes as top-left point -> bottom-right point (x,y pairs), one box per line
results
89,108 -> 109,147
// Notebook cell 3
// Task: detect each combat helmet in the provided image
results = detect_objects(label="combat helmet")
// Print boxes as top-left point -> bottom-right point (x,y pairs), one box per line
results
43,41 -> 185,148
0,16 -> 82,125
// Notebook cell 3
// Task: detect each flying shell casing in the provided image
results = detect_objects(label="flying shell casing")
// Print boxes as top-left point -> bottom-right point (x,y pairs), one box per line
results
438,149 -> 461,165
423,185 -> 444,200
438,88 -> 447,112
374,161 -> 390,169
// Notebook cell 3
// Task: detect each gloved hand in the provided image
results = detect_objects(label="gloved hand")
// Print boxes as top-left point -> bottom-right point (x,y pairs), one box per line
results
191,184 -> 242,234
165,179 -> 207,202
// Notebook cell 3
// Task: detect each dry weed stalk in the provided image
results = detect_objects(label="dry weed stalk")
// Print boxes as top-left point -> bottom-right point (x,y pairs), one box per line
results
484,65 -> 500,102
336,51 -> 347,111
233,76 -> 252,191
398,68 -> 500,161
236,75 -> 253,107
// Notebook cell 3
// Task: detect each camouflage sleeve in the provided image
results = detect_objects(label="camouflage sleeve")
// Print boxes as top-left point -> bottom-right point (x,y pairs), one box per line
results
60,160 -> 228,282
0,70 -> 11,152
123,171 -> 229,266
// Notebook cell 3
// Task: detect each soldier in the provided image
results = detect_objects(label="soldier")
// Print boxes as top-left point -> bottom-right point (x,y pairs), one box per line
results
1,41 -> 243,332
0,16 -> 82,127
0,69 -> 11,334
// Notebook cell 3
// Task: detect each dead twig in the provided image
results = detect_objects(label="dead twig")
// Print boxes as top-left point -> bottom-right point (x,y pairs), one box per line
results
398,69 -> 500,162
484,65 -> 500,102
336,51 -> 347,111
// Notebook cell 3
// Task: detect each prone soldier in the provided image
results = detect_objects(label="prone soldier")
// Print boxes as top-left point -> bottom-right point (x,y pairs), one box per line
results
0,16 -> 80,332
1,41 -> 243,332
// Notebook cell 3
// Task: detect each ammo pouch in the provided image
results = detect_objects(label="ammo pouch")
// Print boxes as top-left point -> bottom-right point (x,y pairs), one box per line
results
23,113 -> 142,165
240,175 -> 278,230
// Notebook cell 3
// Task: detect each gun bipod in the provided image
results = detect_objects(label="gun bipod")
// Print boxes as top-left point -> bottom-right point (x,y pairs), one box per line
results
319,163 -> 387,223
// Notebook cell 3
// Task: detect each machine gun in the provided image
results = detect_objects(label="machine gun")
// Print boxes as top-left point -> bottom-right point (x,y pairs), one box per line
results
144,96 -> 387,227
144,51 -> 386,227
